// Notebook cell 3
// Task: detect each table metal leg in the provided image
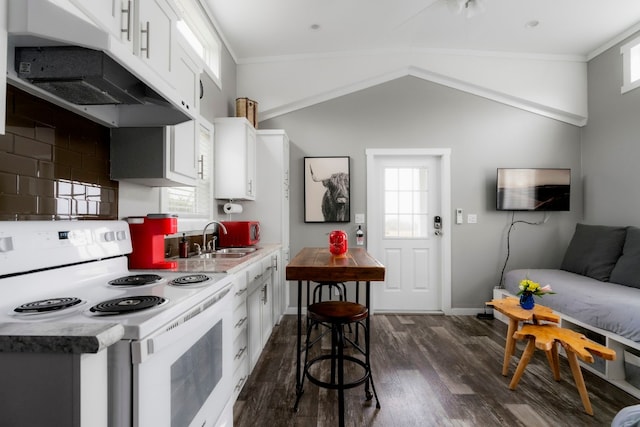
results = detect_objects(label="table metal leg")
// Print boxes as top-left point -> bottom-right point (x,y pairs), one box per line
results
293,280 -> 304,411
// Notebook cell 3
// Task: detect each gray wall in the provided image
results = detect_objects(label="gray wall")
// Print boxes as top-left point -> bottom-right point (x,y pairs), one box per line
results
582,31 -> 640,226
261,76 -> 582,309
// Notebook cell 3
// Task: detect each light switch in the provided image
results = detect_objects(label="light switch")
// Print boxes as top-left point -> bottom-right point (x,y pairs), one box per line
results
467,214 -> 477,224
355,213 -> 365,224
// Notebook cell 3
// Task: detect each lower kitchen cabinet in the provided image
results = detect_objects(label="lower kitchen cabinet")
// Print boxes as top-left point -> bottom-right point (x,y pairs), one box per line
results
247,257 -> 273,371
231,270 -> 249,403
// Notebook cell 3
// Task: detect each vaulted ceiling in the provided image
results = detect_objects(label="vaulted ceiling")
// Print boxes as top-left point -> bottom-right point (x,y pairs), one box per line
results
202,0 -> 640,61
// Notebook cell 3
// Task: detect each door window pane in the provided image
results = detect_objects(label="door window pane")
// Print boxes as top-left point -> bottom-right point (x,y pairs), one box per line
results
384,167 -> 428,238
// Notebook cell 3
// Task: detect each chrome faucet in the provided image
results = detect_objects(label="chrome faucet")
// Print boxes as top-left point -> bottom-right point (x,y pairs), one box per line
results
202,221 -> 227,252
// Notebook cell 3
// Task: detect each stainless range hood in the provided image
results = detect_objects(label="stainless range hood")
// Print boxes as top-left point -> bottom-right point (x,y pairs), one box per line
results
15,46 -> 166,106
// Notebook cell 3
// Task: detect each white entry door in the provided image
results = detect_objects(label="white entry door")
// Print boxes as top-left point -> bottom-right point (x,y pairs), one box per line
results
366,149 -> 451,313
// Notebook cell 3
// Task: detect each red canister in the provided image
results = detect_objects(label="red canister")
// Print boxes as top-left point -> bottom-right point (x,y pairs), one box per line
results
329,230 -> 348,256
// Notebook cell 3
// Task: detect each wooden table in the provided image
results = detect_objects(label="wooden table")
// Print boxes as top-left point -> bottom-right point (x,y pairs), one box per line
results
486,297 -> 560,376
286,247 -> 385,411
509,323 -> 616,415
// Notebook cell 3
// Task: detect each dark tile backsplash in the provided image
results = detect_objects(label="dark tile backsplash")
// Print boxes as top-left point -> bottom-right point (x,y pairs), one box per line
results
0,85 -> 118,220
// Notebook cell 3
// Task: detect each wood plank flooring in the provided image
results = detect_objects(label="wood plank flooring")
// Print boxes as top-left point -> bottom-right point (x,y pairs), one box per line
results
234,314 -> 638,426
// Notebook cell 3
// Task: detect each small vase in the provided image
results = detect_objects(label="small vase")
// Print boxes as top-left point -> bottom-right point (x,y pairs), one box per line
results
519,292 -> 535,310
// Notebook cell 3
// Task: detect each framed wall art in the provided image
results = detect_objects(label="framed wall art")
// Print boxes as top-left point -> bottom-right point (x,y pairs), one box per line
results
304,156 -> 350,223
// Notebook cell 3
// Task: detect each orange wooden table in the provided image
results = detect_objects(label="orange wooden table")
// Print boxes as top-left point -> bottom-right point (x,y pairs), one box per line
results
486,297 -> 560,375
286,248 -> 385,410
509,323 -> 616,415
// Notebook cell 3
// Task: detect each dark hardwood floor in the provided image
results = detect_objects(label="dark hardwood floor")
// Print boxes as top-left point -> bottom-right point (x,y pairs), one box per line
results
234,314 -> 638,426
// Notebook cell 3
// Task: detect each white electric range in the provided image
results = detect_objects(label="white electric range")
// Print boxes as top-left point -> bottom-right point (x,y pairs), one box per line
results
0,220 -> 234,427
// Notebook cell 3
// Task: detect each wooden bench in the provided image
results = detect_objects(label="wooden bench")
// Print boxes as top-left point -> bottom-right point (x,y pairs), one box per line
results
509,323 -> 616,415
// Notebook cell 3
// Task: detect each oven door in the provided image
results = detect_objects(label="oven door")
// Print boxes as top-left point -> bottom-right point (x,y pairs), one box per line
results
131,285 -> 233,427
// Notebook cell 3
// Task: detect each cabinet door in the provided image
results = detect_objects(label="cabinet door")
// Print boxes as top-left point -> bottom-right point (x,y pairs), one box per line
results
173,36 -> 201,113
214,118 -> 256,200
135,0 -> 175,81
260,281 -> 273,349
70,0 -> 134,51
245,126 -> 256,198
247,286 -> 262,371
170,120 -> 197,184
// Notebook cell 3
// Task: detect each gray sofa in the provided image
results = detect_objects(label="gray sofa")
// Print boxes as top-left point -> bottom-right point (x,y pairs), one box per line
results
504,223 -> 640,344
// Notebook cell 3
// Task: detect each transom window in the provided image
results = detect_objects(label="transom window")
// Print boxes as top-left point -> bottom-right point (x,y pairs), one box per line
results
174,0 -> 222,87
384,167 -> 428,238
621,35 -> 640,94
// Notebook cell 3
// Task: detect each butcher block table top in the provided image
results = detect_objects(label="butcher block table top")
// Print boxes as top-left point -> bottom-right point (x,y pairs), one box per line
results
286,247 -> 385,282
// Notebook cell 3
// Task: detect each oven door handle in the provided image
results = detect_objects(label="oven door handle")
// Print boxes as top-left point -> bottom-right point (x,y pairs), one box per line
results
131,285 -> 232,364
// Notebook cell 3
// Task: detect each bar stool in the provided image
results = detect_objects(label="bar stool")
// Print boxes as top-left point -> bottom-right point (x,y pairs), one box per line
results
301,300 -> 380,427
312,281 -> 348,303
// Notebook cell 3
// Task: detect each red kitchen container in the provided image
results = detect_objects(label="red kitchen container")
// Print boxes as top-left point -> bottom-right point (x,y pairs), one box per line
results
329,230 -> 348,256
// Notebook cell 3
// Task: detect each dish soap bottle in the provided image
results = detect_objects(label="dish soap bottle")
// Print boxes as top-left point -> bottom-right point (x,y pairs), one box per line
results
179,233 -> 189,258
356,225 -> 364,246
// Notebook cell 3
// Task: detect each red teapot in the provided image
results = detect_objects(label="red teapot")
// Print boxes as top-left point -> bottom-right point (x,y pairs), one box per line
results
329,230 -> 348,256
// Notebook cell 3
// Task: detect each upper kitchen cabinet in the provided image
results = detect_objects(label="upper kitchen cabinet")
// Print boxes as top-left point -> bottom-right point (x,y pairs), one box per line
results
68,0 -> 134,52
173,31 -> 202,114
110,120 -> 197,187
7,0 -> 193,127
70,0 -> 177,83
214,118 -> 256,201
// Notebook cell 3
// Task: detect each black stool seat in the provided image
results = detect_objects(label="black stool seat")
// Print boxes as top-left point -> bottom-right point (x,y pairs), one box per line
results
299,300 -> 380,427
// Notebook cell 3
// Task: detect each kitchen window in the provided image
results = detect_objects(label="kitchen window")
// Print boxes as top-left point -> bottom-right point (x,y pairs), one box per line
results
162,120 -> 213,219
621,35 -> 640,93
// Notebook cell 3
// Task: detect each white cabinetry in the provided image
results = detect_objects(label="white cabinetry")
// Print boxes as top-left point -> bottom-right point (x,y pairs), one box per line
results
231,270 -> 249,402
246,257 -> 273,371
110,120 -> 197,186
69,0 -> 133,50
173,32 -> 201,114
214,118 -> 256,200
71,0 -> 176,82
243,130 -> 291,318
135,0 -> 175,82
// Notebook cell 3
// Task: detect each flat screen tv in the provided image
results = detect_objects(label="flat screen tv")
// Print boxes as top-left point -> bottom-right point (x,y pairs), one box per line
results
496,168 -> 570,211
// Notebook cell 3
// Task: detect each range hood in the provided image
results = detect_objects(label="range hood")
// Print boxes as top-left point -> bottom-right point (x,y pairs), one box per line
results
15,46 -> 166,106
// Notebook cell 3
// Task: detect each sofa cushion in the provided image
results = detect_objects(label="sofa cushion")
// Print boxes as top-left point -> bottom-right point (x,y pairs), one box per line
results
610,226 -> 640,289
560,223 -> 627,281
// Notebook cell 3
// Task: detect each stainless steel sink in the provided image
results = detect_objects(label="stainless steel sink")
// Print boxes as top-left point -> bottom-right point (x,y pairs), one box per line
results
216,247 -> 257,254
191,252 -> 246,259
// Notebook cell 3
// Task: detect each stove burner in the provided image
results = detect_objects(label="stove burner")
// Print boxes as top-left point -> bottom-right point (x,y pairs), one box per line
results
170,274 -> 211,286
14,297 -> 83,314
89,296 -> 167,315
108,274 -> 162,287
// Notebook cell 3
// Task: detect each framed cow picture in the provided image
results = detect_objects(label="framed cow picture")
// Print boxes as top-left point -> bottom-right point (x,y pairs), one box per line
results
304,156 -> 350,223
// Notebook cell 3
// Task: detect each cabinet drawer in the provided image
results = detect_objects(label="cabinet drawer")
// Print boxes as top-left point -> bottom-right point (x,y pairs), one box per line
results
232,357 -> 249,401
247,261 -> 266,283
233,331 -> 248,371
233,304 -> 248,339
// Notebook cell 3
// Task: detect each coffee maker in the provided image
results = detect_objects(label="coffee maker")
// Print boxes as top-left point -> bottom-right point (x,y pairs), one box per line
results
127,214 -> 178,269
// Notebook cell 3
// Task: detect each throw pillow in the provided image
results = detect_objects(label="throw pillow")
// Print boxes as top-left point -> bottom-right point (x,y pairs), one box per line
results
560,223 -> 627,281
610,226 -> 640,289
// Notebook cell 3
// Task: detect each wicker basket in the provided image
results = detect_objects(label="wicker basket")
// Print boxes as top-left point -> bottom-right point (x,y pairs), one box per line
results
235,98 -> 258,128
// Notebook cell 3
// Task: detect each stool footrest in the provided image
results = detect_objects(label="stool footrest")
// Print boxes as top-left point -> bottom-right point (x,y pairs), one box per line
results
305,354 -> 371,390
